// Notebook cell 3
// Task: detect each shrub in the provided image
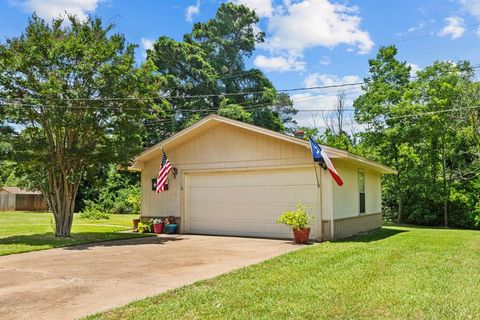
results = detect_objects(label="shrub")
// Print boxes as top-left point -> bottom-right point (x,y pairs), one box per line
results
126,187 -> 141,214
276,204 -> 313,229
137,222 -> 151,233
79,201 -> 110,220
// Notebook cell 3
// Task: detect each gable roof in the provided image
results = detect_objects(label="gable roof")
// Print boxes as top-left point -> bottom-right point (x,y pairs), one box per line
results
1,187 -> 41,195
131,114 -> 396,174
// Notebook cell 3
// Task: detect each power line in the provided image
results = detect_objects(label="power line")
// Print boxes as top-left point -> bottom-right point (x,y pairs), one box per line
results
3,64 -> 478,106
1,64 -> 478,112
141,105 -> 480,128
393,22 -> 480,45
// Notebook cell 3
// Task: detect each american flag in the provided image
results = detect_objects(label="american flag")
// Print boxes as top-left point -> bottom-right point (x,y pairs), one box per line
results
156,152 -> 172,193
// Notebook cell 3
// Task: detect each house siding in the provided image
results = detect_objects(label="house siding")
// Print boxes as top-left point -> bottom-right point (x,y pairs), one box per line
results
332,160 -> 382,220
141,122 -> 323,238
137,118 -> 389,241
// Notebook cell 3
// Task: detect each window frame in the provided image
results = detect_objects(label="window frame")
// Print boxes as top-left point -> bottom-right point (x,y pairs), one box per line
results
358,170 -> 366,215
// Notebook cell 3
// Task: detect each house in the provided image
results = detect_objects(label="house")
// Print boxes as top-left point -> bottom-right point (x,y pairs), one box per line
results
130,114 -> 396,241
0,187 -> 48,211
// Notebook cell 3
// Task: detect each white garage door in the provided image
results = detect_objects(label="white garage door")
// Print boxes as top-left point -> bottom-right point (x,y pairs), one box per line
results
185,167 -> 318,239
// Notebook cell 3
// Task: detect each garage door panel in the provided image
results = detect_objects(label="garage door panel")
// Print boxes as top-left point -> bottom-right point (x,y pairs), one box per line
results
187,186 -> 317,204
187,220 -> 292,238
185,168 -> 318,239
188,170 -> 316,187
187,203 -> 317,221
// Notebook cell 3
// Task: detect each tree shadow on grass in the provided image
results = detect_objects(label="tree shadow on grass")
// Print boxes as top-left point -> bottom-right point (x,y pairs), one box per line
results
338,227 -> 408,243
0,232 -> 183,255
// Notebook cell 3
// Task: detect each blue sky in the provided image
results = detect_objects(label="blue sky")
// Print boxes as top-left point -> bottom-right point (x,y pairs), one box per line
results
1,0 -> 480,127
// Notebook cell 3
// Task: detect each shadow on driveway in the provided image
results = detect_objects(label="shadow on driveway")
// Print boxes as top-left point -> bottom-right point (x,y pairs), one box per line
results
0,232 -> 153,255
63,234 -> 184,250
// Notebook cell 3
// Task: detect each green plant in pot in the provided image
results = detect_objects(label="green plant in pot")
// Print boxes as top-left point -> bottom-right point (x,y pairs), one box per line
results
276,204 -> 314,244
164,216 -> 178,234
137,222 -> 150,233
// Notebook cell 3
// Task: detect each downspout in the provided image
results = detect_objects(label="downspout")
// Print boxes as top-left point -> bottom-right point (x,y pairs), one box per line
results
329,171 -> 335,241
331,203 -> 335,241
314,164 -> 324,241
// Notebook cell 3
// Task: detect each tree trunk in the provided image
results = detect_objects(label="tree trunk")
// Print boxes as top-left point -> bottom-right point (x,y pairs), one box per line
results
45,168 -> 79,237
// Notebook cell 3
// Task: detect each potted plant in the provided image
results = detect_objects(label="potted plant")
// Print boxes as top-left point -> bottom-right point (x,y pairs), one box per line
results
164,216 -> 178,234
276,204 -> 314,244
132,217 -> 140,231
152,218 -> 164,234
137,221 -> 150,233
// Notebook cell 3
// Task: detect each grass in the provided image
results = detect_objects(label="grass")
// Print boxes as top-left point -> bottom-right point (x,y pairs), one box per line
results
87,226 -> 480,320
0,211 -> 148,256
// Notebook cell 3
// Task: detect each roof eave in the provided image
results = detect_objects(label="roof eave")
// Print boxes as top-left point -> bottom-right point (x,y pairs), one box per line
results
131,114 -> 397,174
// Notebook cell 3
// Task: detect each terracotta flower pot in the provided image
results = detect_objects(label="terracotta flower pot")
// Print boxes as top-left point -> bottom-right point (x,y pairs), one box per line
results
153,223 -> 164,234
133,219 -> 140,231
292,228 -> 310,244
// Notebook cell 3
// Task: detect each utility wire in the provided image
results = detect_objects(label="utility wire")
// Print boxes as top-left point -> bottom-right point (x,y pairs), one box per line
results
141,105 -> 480,128
3,64 -> 478,105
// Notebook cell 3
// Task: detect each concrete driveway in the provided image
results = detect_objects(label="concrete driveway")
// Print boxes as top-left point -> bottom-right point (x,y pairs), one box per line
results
0,234 -> 300,320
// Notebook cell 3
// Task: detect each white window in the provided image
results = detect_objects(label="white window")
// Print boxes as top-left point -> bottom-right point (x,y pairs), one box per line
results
358,170 -> 365,214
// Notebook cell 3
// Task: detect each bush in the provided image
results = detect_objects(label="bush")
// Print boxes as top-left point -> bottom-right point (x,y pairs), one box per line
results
106,186 -> 139,214
79,201 -> 110,220
276,204 -> 313,229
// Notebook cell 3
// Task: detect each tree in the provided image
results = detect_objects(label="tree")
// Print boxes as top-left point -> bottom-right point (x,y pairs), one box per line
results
323,91 -> 347,135
406,61 -> 476,227
146,3 -> 296,142
0,15 -> 161,237
354,45 -> 480,228
320,91 -> 356,151
354,45 -> 413,223
218,100 -> 253,123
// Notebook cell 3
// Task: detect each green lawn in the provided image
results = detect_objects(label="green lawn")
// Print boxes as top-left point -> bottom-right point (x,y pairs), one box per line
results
87,226 -> 480,320
0,211 -> 148,256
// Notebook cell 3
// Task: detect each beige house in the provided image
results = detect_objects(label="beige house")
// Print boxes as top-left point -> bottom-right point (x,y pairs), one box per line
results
130,115 -> 396,241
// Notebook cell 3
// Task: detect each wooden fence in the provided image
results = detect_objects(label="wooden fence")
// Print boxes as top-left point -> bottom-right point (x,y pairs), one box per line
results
0,194 -> 48,211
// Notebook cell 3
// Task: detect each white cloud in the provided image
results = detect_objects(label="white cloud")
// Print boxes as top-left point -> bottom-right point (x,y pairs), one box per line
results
186,0 -> 200,23
292,73 -> 363,127
291,92 -> 339,127
396,19 -> 435,36
459,0 -> 480,17
141,38 -> 154,59
303,73 -> 362,89
407,21 -> 427,33
438,17 -> 465,39
11,0 -> 103,20
265,0 -> 374,55
233,0 -> 272,17
319,56 -> 331,65
254,54 -> 305,72
407,63 -> 421,77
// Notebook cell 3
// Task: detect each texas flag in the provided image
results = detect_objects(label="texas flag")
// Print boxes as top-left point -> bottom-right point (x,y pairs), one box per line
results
309,136 -> 344,187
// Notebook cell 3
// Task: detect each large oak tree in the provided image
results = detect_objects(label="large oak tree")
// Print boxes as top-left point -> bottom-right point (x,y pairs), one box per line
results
143,3 -> 296,145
